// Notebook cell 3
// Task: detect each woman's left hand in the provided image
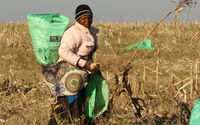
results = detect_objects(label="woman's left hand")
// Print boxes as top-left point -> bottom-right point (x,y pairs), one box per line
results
90,63 -> 100,70
85,61 -> 100,72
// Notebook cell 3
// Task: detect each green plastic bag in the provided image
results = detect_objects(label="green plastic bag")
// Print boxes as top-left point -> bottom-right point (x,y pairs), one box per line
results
125,39 -> 155,51
84,73 -> 109,118
189,99 -> 200,125
27,13 -> 70,66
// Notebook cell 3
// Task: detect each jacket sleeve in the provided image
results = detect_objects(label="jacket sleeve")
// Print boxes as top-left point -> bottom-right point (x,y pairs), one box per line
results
58,29 -> 86,67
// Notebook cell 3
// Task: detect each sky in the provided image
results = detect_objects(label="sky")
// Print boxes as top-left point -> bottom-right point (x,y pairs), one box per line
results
0,0 -> 199,23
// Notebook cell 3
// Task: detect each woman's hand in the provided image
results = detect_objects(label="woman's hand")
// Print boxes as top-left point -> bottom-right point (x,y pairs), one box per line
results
85,60 -> 100,72
85,60 -> 93,71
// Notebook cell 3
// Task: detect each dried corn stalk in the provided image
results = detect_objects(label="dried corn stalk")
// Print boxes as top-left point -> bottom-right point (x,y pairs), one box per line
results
171,0 -> 198,25
127,0 -> 198,67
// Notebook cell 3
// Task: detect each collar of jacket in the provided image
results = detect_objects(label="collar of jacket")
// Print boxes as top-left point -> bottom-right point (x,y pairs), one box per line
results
75,22 -> 99,35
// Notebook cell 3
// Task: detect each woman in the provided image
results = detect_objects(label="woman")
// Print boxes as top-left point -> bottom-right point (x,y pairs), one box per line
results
45,4 -> 99,124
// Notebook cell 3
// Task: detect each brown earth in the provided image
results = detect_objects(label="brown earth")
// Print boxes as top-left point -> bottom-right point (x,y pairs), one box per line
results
0,22 -> 200,124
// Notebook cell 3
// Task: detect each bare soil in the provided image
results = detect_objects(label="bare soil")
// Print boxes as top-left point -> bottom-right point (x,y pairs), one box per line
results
0,22 -> 200,124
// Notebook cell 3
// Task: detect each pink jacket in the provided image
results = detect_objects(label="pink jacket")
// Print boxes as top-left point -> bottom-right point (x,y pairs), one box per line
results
58,22 -> 99,67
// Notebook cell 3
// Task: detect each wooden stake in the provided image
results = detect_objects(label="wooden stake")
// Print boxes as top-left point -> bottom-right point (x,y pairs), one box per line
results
156,47 -> 160,93
190,64 -> 193,98
183,89 -> 187,103
195,59 -> 198,90
143,67 -> 146,81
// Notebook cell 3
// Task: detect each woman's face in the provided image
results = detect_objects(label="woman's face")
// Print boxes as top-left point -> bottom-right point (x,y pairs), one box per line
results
77,15 -> 92,28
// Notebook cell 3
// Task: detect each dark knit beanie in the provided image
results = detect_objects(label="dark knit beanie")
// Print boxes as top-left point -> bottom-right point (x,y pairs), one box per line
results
75,4 -> 93,21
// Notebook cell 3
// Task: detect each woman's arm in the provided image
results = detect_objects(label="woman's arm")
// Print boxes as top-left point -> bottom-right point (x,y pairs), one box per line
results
58,29 -> 86,67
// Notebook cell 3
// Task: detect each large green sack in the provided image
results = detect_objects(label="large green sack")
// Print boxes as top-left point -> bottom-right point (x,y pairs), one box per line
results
27,13 -> 70,66
84,73 -> 109,118
189,99 -> 200,125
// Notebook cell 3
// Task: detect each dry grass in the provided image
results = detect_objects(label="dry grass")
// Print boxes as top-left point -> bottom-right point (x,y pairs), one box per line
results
0,22 -> 200,124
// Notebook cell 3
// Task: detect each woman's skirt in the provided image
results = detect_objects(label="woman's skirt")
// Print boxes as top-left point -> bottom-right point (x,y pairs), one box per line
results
42,61 -> 88,96
42,61 -> 88,124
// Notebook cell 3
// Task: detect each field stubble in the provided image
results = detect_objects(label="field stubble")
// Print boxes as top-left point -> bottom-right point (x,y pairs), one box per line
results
0,22 -> 200,124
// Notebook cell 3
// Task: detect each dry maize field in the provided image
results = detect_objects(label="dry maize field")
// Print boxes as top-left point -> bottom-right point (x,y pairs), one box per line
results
0,22 -> 200,125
